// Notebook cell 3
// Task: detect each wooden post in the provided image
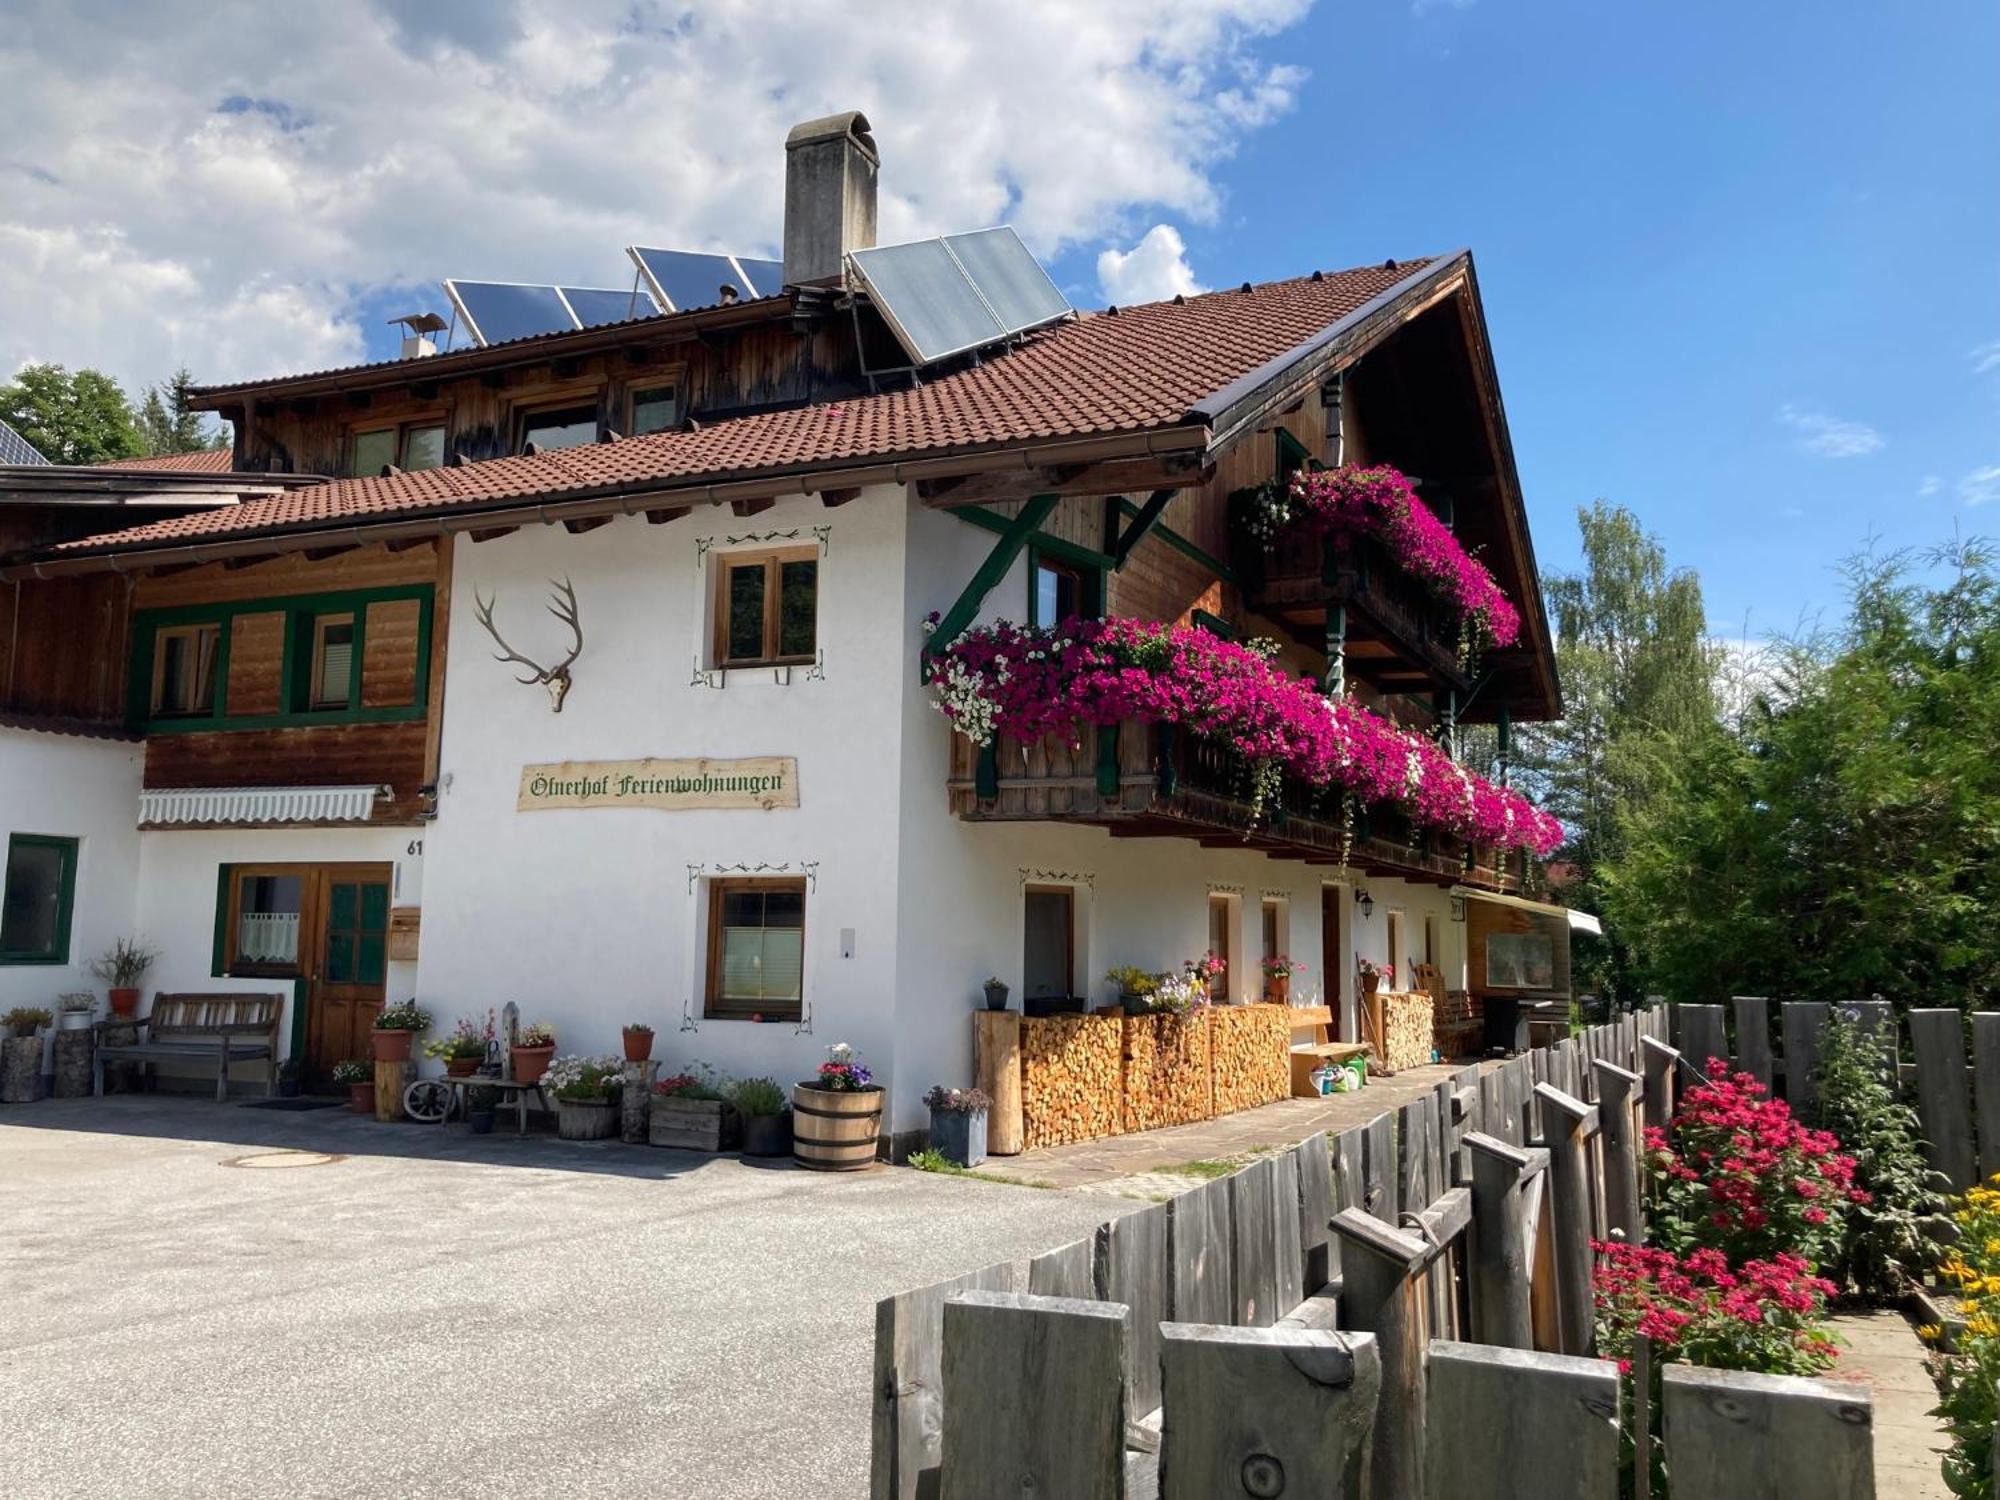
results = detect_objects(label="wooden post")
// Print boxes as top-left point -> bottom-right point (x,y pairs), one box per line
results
1295,1132 -> 1336,1291
1159,1324 -> 1380,1500
1465,1131 -> 1547,1350
1594,1059 -> 1643,1245
1098,1203 -> 1169,1418
1661,1364 -> 1873,1499
1973,1013 -> 2000,1185
1534,1083 -> 1599,1357
1424,1341 -> 1619,1500
1676,1004 -> 1728,1075
939,1291 -> 1129,1500
871,1263 -> 1020,1500
1330,1208 -> 1429,1499
1228,1154 -> 1289,1326
1911,1008 -> 1977,1191
1169,1175 -> 1234,1327
1780,1001 -> 1831,1113
1733,996 -> 1774,1089
972,1011 -> 1023,1156
372,1057 -> 411,1121
1640,1037 -> 1679,1134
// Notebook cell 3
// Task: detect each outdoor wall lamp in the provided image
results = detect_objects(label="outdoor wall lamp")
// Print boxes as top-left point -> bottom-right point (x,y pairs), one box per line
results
1353,889 -> 1374,919
1450,894 -> 1467,923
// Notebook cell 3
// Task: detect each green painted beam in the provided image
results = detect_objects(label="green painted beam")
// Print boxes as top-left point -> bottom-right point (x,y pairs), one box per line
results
1111,488 -> 1175,569
927,494 -> 1060,659
1112,497 -> 1235,584
952,503 -> 1115,572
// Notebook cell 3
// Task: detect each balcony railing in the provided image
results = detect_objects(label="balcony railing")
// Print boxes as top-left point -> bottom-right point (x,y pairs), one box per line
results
947,717 -> 1528,892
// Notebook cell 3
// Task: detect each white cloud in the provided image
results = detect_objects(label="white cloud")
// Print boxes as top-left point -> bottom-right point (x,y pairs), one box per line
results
0,0 -> 1313,395
1972,342 -> 2000,376
1778,403 -> 1885,458
1412,0 -> 1475,14
1960,465 -> 2000,507
1918,474 -> 1942,498
1097,223 -> 1205,305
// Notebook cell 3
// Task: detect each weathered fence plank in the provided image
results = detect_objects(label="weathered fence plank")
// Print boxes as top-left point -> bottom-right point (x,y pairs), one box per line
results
1465,1131 -> 1546,1350
1733,997 -> 1774,1089
1661,1363 -> 1873,1500
1535,1083 -> 1599,1357
1641,1037 -> 1680,1134
1594,1059 -> 1643,1245
1677,1005 -> 1728,1075
1912,1008 -> 1977,1191
1098,1203 -> 1169,1418
1271,1148 -> 1308,1317
940,1291 -> 1129,1500
872,1260 -> 1022,1500
1229,1154 -> 1284,1327
1361,1110 -> 1397,1221
1398,1093 -> 1438,1223
1028,1236 -> 1096,1300
1974,1014 -> 2000,1185
1331,1209 -> 1430,1500
1296,1132 -> 1336,1291
1424,1341 -> 1620,1500
1169,1175 -> 1234,1328
1781,1001 -> 1830,1111
1159,1325 -> 1380,1500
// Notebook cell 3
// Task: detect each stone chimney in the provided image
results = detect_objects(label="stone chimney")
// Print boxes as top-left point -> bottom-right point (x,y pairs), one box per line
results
782,110 -> 878,290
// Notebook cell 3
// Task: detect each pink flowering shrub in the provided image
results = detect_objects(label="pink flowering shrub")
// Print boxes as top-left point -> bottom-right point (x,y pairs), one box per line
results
1647,1061 -> 1864,1268
1592,1242 -> 1839,1377
927,614 -> 1563,857
1253,465 -> 1522,648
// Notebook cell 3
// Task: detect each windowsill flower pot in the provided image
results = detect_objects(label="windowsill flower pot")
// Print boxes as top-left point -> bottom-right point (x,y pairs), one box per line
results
792,1045 -> 882,1171
924,1086 -> 991,1168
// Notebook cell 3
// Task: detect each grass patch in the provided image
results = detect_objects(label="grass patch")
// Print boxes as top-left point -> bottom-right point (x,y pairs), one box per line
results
907,1149 -> 1056,1190
1159,1158 -> 1239,1180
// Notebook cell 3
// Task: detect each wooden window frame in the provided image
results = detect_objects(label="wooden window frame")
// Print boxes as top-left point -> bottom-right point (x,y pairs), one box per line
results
307,612 -> 357,710
623,377 -> 683,437
222,863 -> 311,978
349,417 -> 447,476
0,833 -> 78,966
1022,883 -> 1077,1002
514,397 -> 602,454
149,621 -> 221,718
704,876 -> 807,1022
1207,892 -> 1233,1001
712,546 -> 819,669
1026,544 -> 1104,627
1386,908 -> 1407,989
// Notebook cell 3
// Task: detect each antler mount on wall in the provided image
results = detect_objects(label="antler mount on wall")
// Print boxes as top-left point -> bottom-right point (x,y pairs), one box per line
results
473,578 -> 584,712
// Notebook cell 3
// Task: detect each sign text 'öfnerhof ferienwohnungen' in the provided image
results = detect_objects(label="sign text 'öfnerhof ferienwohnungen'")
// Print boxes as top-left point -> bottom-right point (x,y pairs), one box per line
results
516,757 -> 799,812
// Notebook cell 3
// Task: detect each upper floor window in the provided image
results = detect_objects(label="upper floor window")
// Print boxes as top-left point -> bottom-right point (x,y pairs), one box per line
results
628,385 -> 679,436
307,613 -> 356,710
1034,558 -> 1080,626
715,548 -> 817,667
152,623 -> 220,717
350,422 -> 445,476
520,403 -> 599,453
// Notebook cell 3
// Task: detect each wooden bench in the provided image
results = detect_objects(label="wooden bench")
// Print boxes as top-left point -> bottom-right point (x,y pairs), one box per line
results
94,992 -> 285,1101
1286,1005 -> 1370,1097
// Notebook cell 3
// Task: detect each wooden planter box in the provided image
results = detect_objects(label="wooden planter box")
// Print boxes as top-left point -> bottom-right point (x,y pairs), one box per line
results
556,1098 -> 618,1141
649,1096 -> 741,1152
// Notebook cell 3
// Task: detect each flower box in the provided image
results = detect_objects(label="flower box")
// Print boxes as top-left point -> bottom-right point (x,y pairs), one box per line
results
555,1098 -> 618,1141
792,1083 -> 883,1170
928,1106 -> 988,1168
649,1096 -> 741,1152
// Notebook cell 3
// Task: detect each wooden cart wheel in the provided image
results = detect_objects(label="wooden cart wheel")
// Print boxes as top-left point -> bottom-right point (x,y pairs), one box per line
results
403,1078 -> 452,1124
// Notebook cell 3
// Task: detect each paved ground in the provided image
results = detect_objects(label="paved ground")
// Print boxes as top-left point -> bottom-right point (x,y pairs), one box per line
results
0,1096 -> 1130,1500
977,1059 -> 1478,1192
1827,1309 -> 1950,1498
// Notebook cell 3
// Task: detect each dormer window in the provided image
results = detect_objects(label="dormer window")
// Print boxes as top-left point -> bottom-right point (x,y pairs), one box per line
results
350,422 -> 444,476
629,385 -> 679,436
519,403 -> 599,453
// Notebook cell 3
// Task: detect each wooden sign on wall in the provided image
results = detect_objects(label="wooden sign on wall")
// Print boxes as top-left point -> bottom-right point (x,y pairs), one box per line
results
387,907 -> 421,962
517,757 -> 799,813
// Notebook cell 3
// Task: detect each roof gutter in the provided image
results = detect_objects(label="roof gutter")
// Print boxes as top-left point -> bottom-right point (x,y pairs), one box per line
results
4,424 -> 1212,580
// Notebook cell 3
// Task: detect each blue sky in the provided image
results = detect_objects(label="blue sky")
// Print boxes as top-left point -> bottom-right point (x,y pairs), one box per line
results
1132,0 -> 1999,638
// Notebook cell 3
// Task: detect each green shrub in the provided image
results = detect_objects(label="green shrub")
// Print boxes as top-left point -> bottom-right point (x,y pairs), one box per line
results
729,1076 -> 787,1117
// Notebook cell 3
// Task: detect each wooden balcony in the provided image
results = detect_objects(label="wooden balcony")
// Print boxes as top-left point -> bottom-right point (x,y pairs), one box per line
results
947,717 -> 1528,893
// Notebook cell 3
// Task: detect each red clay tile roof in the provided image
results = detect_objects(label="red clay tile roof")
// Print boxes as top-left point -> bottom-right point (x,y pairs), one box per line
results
53,259 -> 1443,557
94,449 -> 236,473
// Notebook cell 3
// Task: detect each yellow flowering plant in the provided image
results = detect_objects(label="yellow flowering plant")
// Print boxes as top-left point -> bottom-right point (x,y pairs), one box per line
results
1932,1177 -> 2000,1496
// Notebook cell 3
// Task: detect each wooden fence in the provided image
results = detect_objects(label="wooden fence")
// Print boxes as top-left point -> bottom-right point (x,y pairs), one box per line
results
871,1006 -> 1880,1500
1673,999 -> 1998,1190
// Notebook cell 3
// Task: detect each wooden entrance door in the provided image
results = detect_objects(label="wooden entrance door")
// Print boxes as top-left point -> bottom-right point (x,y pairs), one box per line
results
305,868 -> 392,1088
1322,886 -> 1346,1041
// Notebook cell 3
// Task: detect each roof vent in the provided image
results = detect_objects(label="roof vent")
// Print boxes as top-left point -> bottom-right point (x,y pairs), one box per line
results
389,312 -> 448,360
783,110 -> 879,291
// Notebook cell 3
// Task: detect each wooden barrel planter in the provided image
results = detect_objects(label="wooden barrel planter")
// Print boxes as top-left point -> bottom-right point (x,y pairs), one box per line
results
792,1083 -> 883,1171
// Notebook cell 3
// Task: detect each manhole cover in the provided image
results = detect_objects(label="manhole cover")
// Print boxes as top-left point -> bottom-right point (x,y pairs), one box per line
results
221,1150 -> 345,1170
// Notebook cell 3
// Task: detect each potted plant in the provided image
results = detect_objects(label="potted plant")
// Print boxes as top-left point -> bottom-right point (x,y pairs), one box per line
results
332,1058 -> 374,1114
511,1020 -> 557,1085
370,998 -> 431,1063
543,1054 -> 623,1140
650,1065 -> 739,1152
730,1075 -> 792,1157
276,1058 -> 303,1098
423,1012 -> 493,1077
981,976 -> 1009,1012
793,1043 -> 883,1171
622,1022 -> 655,1063
1106,965 -> 1160,1014
56,993 -> 95,1032
465,1084 -> 500,1135
0,1006 -> 50,1104
1262,953 -> 1303,1003
924,1085 -> 991,1168
89,938 -> 158,1019
4,1006 -> 51,1039
1358,959 -> 1390,997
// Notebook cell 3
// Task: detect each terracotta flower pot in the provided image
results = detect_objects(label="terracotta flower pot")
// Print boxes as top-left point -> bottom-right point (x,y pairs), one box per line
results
511,1043 -> 555,1086
108,987 -> 140,1018
370,1027 -> 414,1063
445,1056 -> 481,1078
348,1081 -> 376,1115
622,1029 -> 654,1063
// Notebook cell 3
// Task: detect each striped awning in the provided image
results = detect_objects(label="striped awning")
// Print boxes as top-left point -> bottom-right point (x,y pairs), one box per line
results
139,784 -> 385,826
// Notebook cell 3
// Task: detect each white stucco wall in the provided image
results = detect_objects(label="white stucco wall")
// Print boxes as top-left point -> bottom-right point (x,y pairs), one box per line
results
0,727 -> 142,1017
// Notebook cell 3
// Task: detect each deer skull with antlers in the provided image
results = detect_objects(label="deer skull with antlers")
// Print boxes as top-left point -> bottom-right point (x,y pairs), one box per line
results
472,578 -> 583,712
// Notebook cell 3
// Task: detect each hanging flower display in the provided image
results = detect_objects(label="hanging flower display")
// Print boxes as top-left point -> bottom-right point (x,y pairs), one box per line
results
1245,465 -> 1522,649
926,615 -> 1562,857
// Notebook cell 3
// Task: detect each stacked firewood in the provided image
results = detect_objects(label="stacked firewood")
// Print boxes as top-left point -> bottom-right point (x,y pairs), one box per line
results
1020,1014 -> 1124,1148
1209,1004 -> 1291,1114
1121,1011 -> 1214,1133
1380,990 -> 1435,1074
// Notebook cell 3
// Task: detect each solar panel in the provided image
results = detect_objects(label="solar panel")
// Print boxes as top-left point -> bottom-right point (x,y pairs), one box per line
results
847,238 -> 1005,366
559,286 -> 656,328
444,281 -> 577,345
944,227 -> 1070,335
627,248 -> 763,312
0,417 -> 48,466
735,258 -> 786,298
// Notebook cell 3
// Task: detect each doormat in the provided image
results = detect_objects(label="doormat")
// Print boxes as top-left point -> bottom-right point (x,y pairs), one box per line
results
239,1098 -> 345,1112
